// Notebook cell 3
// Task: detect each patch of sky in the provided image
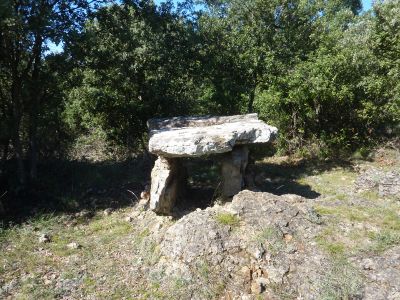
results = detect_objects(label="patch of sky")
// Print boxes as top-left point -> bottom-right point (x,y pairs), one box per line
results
362,0 -> 373,11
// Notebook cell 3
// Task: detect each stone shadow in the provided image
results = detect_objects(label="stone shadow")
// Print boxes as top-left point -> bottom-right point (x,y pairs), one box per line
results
248,157 -> 354,199
173,156 -> 355,216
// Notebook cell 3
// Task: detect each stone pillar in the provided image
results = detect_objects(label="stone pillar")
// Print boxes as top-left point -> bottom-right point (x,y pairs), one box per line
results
221,146 -> 249,198
150,156 -> 186,214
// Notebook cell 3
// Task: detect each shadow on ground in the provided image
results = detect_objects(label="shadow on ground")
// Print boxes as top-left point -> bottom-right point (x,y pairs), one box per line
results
1,154 -> 355,224
174,156 -> 356,215
0,155 -> 154,225
250,158 -> 354,199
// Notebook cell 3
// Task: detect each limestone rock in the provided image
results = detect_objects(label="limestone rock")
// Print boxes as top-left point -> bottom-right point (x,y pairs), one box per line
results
67,242 -> 81,250
39,233 -> 51,243
355,167 -> 400,199
355,167 -> 384,191
148,114 -> 278,157
378,171 -> 400,198
221,146 -> 249,197
103,208 -> 113,216
150,157 -> 186,214
157,191 -> 341,299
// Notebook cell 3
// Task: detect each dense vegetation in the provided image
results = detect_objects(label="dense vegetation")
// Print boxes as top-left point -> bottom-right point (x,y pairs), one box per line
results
0,0 -> 399,214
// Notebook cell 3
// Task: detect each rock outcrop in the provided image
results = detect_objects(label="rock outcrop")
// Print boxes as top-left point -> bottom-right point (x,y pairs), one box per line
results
150,190 -> 367,299
356,167 -> 400,199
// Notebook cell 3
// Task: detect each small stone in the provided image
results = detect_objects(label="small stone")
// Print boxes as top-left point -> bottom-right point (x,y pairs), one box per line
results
140,191 -> 150,200
284,234 -> 293,242
75,209 -> 92,218
286,244 -> 297,254
362,258 -> 375,270
267,265 -> 289,284
241,266 -> 252,282
253,246 -> 265,260
67,242 -> 81,250
39,233 -> 51,243
103,208 -> 113,216
125,216 -> 133,222
251,278 -> 267,295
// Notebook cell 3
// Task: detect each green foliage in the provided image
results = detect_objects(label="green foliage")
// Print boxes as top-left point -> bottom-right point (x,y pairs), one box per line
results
1,0 -> 400,213
65,1 -> 201,149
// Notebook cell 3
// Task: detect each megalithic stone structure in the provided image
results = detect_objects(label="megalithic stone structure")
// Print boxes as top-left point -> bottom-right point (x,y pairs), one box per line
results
147,113 -> 278,214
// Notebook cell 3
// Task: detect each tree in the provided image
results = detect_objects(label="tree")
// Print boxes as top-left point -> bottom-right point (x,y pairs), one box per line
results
0,0 -> 108,185
66,0 -> 200,150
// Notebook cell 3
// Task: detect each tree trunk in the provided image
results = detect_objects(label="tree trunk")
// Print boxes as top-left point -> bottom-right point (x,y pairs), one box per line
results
11,79 -> 26,186
27,34 -> 43,181
12,125 -> 25,185
247,87 -> 256,113
1,138 -> 10,163
28,121 -> 38,180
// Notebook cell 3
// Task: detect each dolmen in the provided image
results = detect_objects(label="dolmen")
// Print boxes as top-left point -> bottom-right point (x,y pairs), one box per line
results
147,113 -> 278,214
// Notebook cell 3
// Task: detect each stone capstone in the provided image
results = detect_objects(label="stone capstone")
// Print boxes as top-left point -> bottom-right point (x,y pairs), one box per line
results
148,113 -> 278,157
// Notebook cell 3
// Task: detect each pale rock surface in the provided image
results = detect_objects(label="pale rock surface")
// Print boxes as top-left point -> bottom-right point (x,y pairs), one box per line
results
156,190 -> 348,299
378,170 -> 400,198
66,242 -> 81,250
148,114 -> 278,157
150,157 -> 186,214
355,167 -> 400,199
39,233 -> 51,243
221,146 -> 249,197
151,190 -> 398,298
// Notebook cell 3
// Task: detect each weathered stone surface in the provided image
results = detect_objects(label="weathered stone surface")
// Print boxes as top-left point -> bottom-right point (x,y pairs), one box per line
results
355,167 -> 400,199
378,171 -> 400,198
150,157 -> 186,214
355,167 -> 385,191
148,113 -> 278,157
157,190 -> 354,299
221,146 -> 249,197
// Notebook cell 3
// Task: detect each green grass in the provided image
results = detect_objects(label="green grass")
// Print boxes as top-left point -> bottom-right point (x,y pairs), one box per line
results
0,209 -> 143,299
368,230 -> 400,253
314,203 -> 400,254
319,256 -> 363,300
297,169 -> 357,196
315,229 -> 346,256
215,212 -> 240,227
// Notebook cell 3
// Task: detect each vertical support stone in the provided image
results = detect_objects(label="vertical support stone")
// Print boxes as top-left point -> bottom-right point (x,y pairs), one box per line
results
221,146 -> 249,198
150,156 -> 186,214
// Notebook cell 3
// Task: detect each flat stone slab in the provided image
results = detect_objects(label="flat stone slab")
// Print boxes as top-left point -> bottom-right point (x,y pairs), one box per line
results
148,113 -> 278,157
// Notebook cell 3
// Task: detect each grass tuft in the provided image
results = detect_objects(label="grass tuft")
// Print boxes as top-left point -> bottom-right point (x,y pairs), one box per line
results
215,212 -> 240,227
